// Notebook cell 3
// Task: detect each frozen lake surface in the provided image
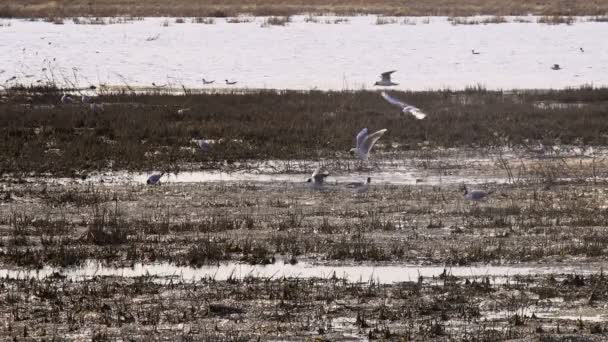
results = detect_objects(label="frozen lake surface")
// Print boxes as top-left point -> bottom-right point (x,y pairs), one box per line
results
1,16 -> 607,91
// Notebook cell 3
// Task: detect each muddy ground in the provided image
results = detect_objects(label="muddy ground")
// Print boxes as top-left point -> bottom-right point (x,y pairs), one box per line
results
2,89 -> 608,340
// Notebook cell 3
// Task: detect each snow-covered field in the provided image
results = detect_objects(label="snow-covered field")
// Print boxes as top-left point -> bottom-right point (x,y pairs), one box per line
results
1,16 -> 607,91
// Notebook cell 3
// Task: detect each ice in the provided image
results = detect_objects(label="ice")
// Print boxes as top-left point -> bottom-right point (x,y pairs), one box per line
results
1,16 -> 606,91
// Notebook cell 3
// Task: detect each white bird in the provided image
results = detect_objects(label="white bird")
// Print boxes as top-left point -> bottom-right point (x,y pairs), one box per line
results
306,168 -> 329,190
380,92 -> 427,120
193,139 -> 211,152
374,70 -> 398,86
350,128 -> 388,161
463,185 -> 492,201
61,94 -> 74,104
225,79 -> 237,85
551,64 -> 562,70
471,49 -> 480,55
203,78 -> 215,84
347,177 -> 371,193
177,108 -> 191,115
147,172 -> 165,185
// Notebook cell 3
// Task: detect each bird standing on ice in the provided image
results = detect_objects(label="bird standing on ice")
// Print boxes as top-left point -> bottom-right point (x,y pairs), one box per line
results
374,70 -> 398,86
307,168 -> 330,190
147,172 -> 165,185
380,92 -> 427,119
350,128 -> 388,161
61,94 -> 74,104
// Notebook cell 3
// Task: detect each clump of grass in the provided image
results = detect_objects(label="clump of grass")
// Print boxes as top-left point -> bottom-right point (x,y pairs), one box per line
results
375,16 -> 397,25
226,16 -> 252,23
537,15 -> 575,25
85,206 -> 128,245
193,17 -> 215,24
261,16 -> 291,27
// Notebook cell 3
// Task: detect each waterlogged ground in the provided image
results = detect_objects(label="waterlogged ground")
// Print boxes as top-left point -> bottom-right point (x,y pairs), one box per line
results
3,150 -> 608,339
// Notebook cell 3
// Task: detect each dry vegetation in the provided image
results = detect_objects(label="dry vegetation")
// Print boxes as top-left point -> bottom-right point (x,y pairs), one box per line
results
3,88 -> 608,339
2,0 -> 608,18
1,86 -> 608,175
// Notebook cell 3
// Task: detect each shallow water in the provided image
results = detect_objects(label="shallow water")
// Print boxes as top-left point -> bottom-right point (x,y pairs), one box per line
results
0,260 -> 600,283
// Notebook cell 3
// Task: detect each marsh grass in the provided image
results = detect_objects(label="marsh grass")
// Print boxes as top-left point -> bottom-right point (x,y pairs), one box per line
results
3,87 -> 608,175
5,0 -> 608,17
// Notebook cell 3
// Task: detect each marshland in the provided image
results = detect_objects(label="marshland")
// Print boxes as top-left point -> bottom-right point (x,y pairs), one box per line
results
3,2 -> 608,340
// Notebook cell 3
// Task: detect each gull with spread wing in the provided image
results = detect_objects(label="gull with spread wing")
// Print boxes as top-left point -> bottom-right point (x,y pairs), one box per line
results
381,92 -> 427,119
374,70 -> 398,86
350,128 -> 388,161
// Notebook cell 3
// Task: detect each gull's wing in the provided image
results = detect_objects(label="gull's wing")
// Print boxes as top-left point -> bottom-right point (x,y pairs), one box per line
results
381,91 -> 406,107
356,128 -> 369,148
361,129 -> 387,154
381,92 -> 427,120
403,106 -> 427,120
381,70 -> 396,82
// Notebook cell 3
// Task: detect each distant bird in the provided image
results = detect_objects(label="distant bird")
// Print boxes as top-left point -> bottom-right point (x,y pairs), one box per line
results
463,185 -> 492,201
147,172 -> 165,185
307,168 -> 330,190
551,64 -> 562,70
225,79 -> 237,85
350,128 -> 388,161
380,92 -> 427,120
471,49 -> 480,55
374,70 -> 398,86
193,139 -> 211,152
580,47 -> 584,53
347,177 -> 371,193
203,78 -> 215,84
177,108 -> 191,115
5,76 -> 16,82
152,82 -> 167,88
61,94 -> 74,104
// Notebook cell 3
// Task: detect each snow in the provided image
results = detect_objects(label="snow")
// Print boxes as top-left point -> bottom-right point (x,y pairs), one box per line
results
1,16 -> 607,91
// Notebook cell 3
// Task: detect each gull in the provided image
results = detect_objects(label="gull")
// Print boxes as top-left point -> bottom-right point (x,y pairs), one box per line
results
551,64 -> 562,70
463,185 -> 492,201
350,128 -> 387,161
471,49 -> 480,55
203,78 -> 215,84
61,94 -> 74,104
147,172 -> 165,185
306,168 -> 329,190
580,47 -> 584,53
225,79 -> 237,85
374,70 -> 398,86
177,108 -> 191,115
346,177 -> 371,193
381,92 -> 427,119
193,139 -> 211,152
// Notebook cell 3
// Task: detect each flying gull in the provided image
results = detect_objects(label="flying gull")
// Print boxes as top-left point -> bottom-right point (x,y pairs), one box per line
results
350,128 -> 388,161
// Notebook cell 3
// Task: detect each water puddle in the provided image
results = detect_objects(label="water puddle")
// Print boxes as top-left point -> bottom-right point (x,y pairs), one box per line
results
0,261 -> 599,284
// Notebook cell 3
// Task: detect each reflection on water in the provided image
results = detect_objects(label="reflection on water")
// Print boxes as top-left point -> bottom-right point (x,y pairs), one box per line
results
0,260 -> 599,283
